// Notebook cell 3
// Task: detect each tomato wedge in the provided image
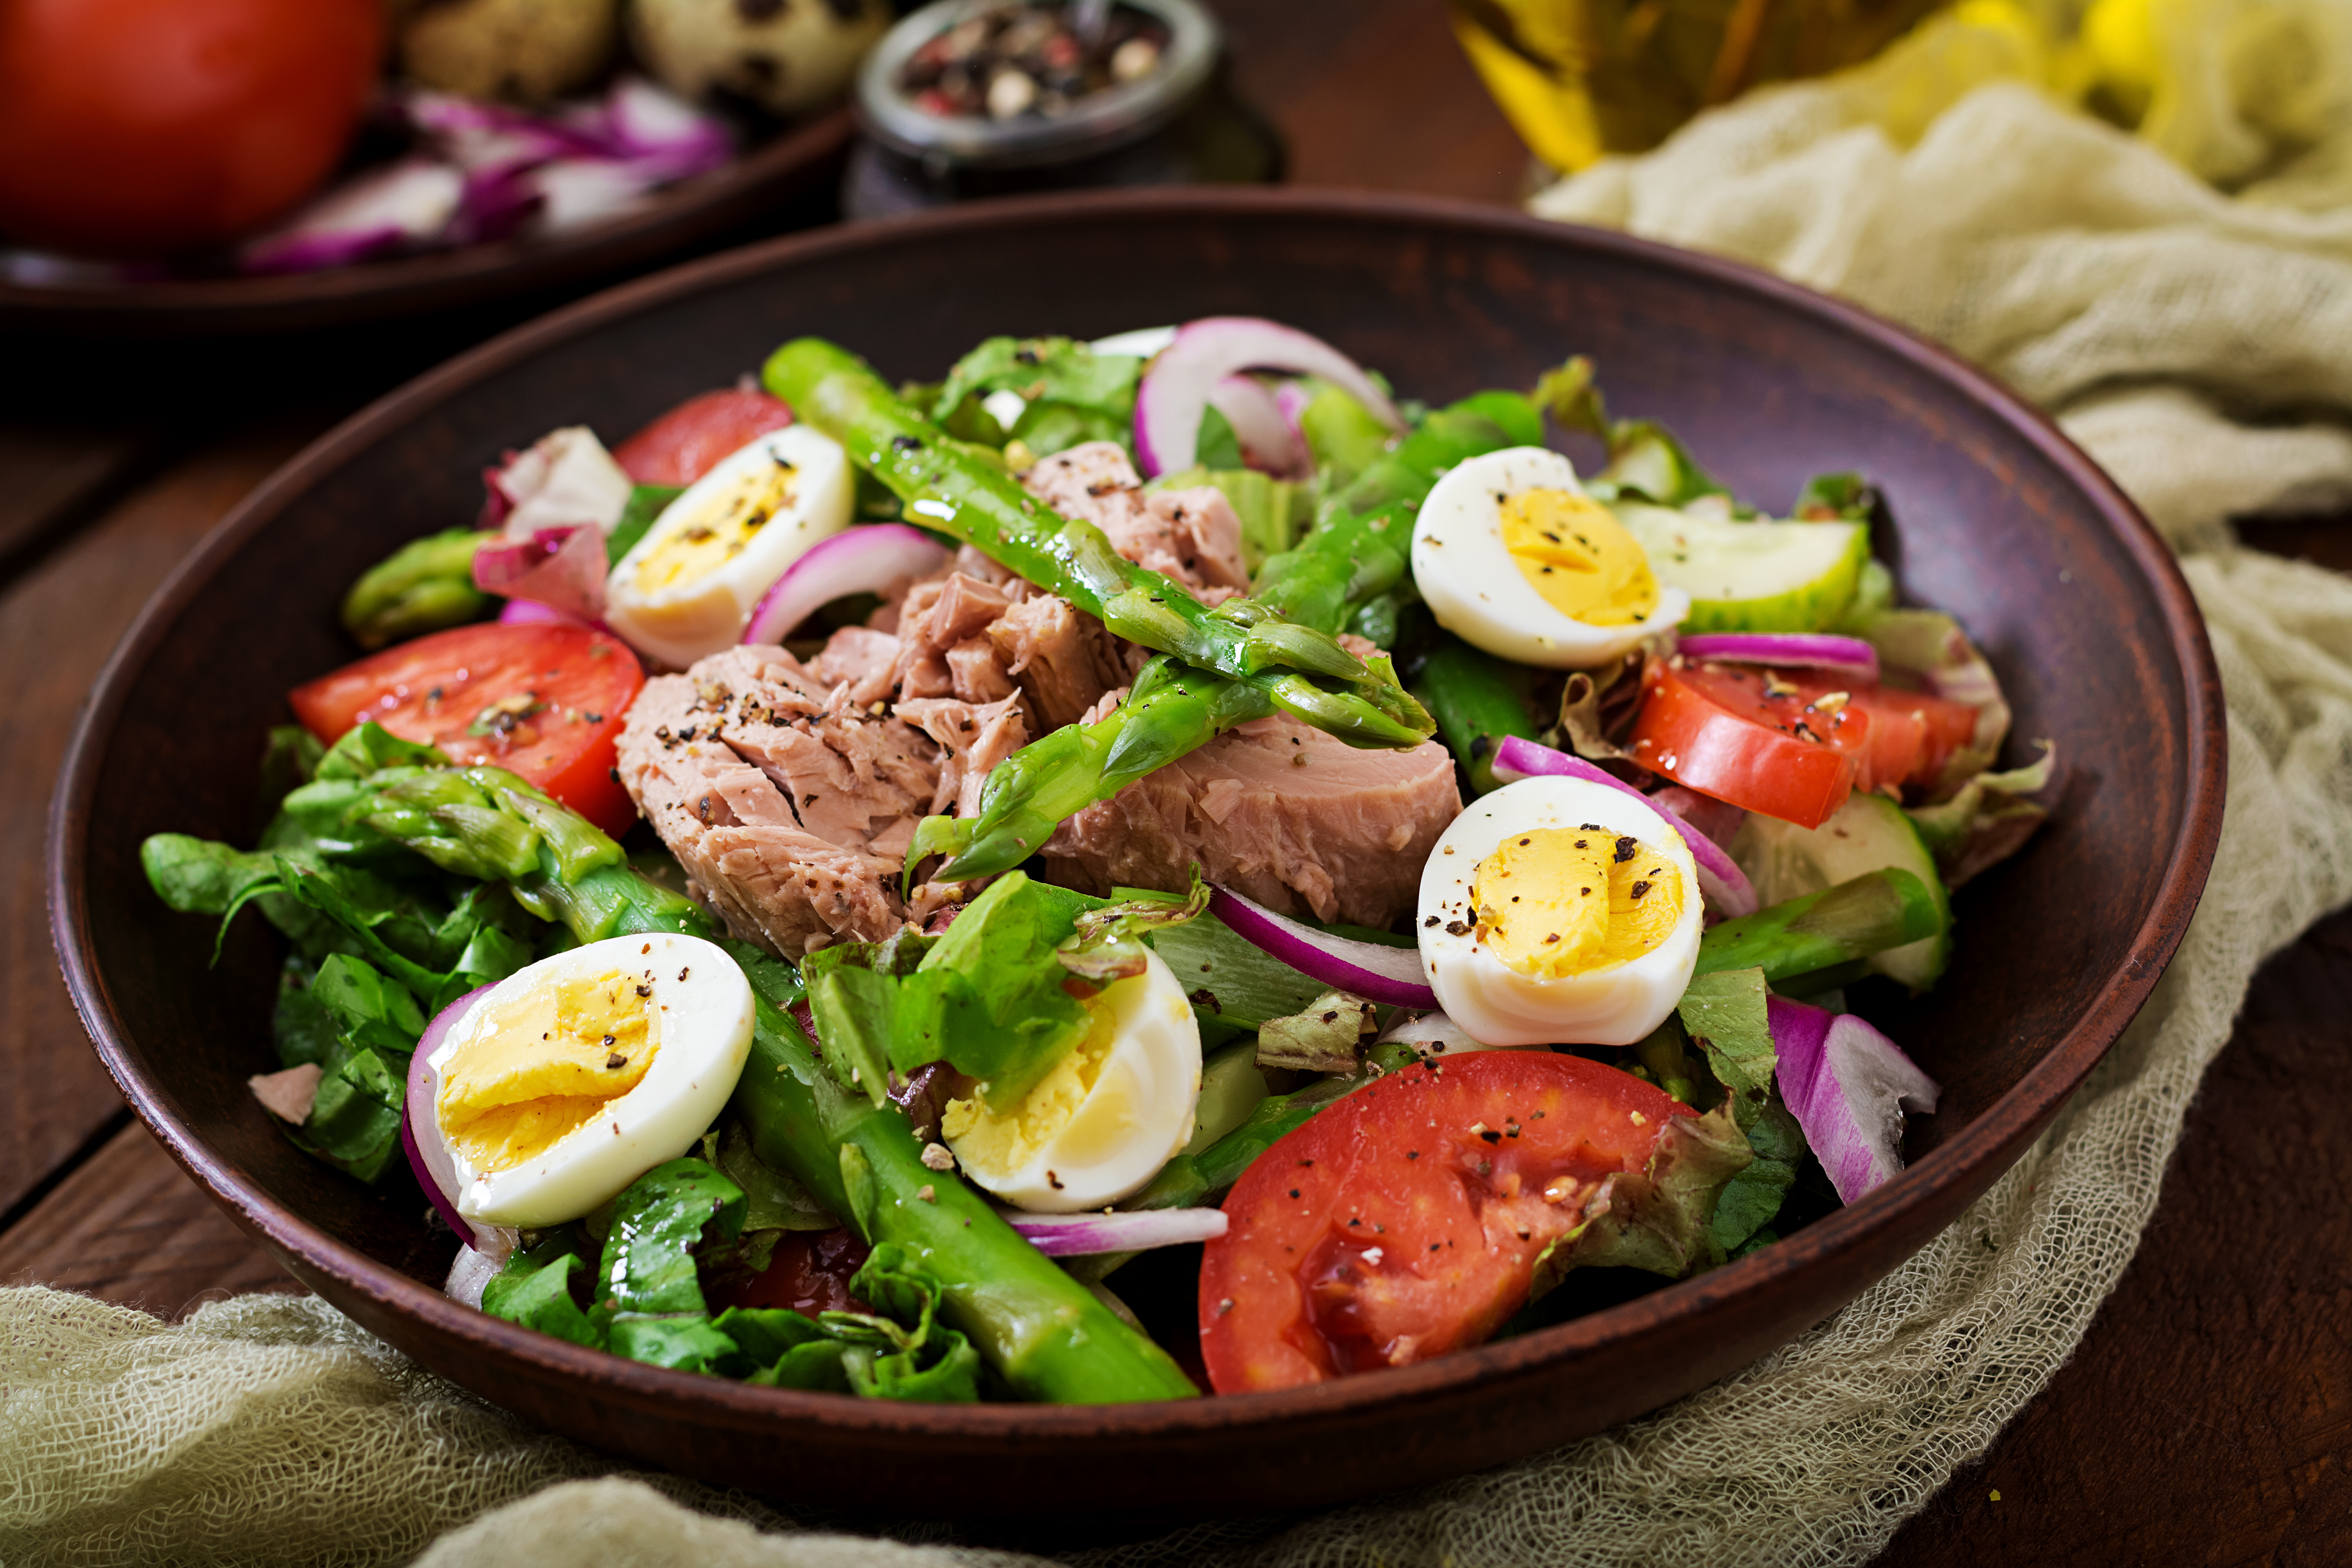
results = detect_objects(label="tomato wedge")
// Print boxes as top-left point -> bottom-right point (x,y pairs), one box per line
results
1842,681 -> 1980,793
288,623 -> 645,838
1628,659 -> 1869,829
612,388 -> 794,487
1199,1052 -> 1691,1393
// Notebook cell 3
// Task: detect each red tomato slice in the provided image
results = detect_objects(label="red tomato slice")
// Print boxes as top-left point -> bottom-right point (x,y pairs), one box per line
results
1627,659 -> 1869,829
288,623 -> 645,838
1199,1052 -> 1690,1393
612,389 -> 794,487
1842,682 -> 1980,792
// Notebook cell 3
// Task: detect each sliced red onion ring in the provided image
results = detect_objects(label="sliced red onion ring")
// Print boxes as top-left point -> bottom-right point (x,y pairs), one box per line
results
1207,884 -> 1436,1009
577,76 -> 733,174
1002,1205 -> 1229,1256
742,523 -> 951,644
445,1244 -> 508,1309
1273,378 -> 1312,443
239,158 -> 465,274
1489,737 -> 1760,919
404,984 -> 497,1248
1207,375 -> 1309,479
1134,317 -> 1405,477
474,524 -> 609,622
1676,633 -> 1880,683
1766,996 -> 1941,1204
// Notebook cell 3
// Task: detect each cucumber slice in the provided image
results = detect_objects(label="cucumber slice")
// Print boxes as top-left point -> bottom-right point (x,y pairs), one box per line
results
1613,501 -> 1869,633
1731,791 -> 1953,991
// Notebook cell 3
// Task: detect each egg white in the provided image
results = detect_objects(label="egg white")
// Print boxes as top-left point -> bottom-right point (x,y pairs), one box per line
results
428,933 -> 753,1229
947,948 -> 1202,1213
1418,776 -> 1703,1048
605,422 -> 853,669
1411,446 -> 1688,669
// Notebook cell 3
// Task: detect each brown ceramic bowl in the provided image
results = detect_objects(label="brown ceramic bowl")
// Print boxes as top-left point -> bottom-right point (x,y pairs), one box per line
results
0,109 -> 851,338
49,189 -> 2224,1515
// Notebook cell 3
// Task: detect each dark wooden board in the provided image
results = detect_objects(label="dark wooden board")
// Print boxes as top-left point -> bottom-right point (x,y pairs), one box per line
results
0,422 -> 328,1225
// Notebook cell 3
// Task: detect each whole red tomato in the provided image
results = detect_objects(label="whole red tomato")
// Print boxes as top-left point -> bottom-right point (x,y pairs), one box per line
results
0,0 -> 383,254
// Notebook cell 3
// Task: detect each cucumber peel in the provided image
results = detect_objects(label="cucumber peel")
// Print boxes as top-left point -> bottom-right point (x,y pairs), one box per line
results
1732,791 -> 1953,991
1614,501 -> 1869,633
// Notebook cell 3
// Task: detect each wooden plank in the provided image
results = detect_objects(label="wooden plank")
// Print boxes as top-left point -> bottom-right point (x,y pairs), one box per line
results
0,424 -> 153,572
1882,909 -> 2352,1563
0,419 -> 326,1220
1214,0 -> 1531,204
0,1118 -> 294,1319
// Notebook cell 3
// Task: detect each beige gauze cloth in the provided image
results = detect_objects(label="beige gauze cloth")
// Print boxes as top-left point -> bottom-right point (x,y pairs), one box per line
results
11,10 -> 2352,1561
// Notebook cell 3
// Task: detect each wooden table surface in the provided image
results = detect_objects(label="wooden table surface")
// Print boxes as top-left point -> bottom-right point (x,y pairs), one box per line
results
4,4 -> 2346,1561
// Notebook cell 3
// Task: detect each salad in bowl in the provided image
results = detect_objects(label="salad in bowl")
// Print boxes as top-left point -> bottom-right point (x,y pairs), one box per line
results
142,317 -> 2057,1405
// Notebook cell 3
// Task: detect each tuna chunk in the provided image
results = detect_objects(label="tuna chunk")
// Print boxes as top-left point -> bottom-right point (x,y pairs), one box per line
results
613,448 -> 1294,955
616,646 -> 976,955
1041,711 -> 1461,927
1022,441 -> 1248,599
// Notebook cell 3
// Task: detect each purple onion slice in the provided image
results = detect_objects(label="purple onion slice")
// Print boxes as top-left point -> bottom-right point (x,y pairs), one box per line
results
741,523 -> 951,645
1134,316 -> 1405,477
1207,884 -> 1436,1009
1488,737 -> 1759,918
1675,632 -> 1880,683
1205,374 -> 1309,479
1766,996 -> 1941,1204
1002,1205 -> 1229,1256
404,983 -> 497,1248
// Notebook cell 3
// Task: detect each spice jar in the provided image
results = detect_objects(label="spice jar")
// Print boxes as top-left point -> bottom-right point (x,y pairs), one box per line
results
845,0 -> 1281,219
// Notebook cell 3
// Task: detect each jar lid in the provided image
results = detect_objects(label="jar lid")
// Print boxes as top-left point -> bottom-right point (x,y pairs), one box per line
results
855,0 -> 1221,171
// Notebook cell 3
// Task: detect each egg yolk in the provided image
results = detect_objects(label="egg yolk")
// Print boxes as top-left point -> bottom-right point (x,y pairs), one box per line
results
1500,487 -> 1659,627
439,971 -> 658,1174
1470,825 -> 1684,979
632,456 -> 798,596
941,980 -> 1133,1181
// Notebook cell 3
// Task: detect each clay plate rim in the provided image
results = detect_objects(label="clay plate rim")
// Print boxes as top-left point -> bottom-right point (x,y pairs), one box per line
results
49,187 -> 2227,1441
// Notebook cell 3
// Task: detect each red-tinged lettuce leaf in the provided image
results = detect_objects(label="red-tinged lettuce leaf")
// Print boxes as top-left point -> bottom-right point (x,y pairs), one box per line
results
1528,1096 -> 1755,1288
1907,742 -> 2060,890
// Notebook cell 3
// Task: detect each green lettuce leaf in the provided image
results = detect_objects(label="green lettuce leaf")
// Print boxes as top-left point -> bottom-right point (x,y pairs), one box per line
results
482,1247 -> 604,1349
1676,966 -> 1776,1130
929,335 -> 1143,460
607,484 -> 683,566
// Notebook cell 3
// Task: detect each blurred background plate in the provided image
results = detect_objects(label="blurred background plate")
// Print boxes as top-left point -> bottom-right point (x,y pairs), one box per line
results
0,108 -> 853,340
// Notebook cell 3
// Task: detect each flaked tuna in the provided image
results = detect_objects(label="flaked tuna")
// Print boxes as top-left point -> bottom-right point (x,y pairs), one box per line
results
1021,442 -> 1247,600
1042,709 -> 1459,927
613,449 -> 1426,955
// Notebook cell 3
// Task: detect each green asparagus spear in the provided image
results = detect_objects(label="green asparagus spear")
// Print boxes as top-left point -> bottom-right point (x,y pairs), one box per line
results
340,529 -> 491,650
726,954 -> 1199,1403
1411,633 -> 1540,796
1250,390 -> 1543,635
1693,869 -> 1942,984
763,338 -> 1417,730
